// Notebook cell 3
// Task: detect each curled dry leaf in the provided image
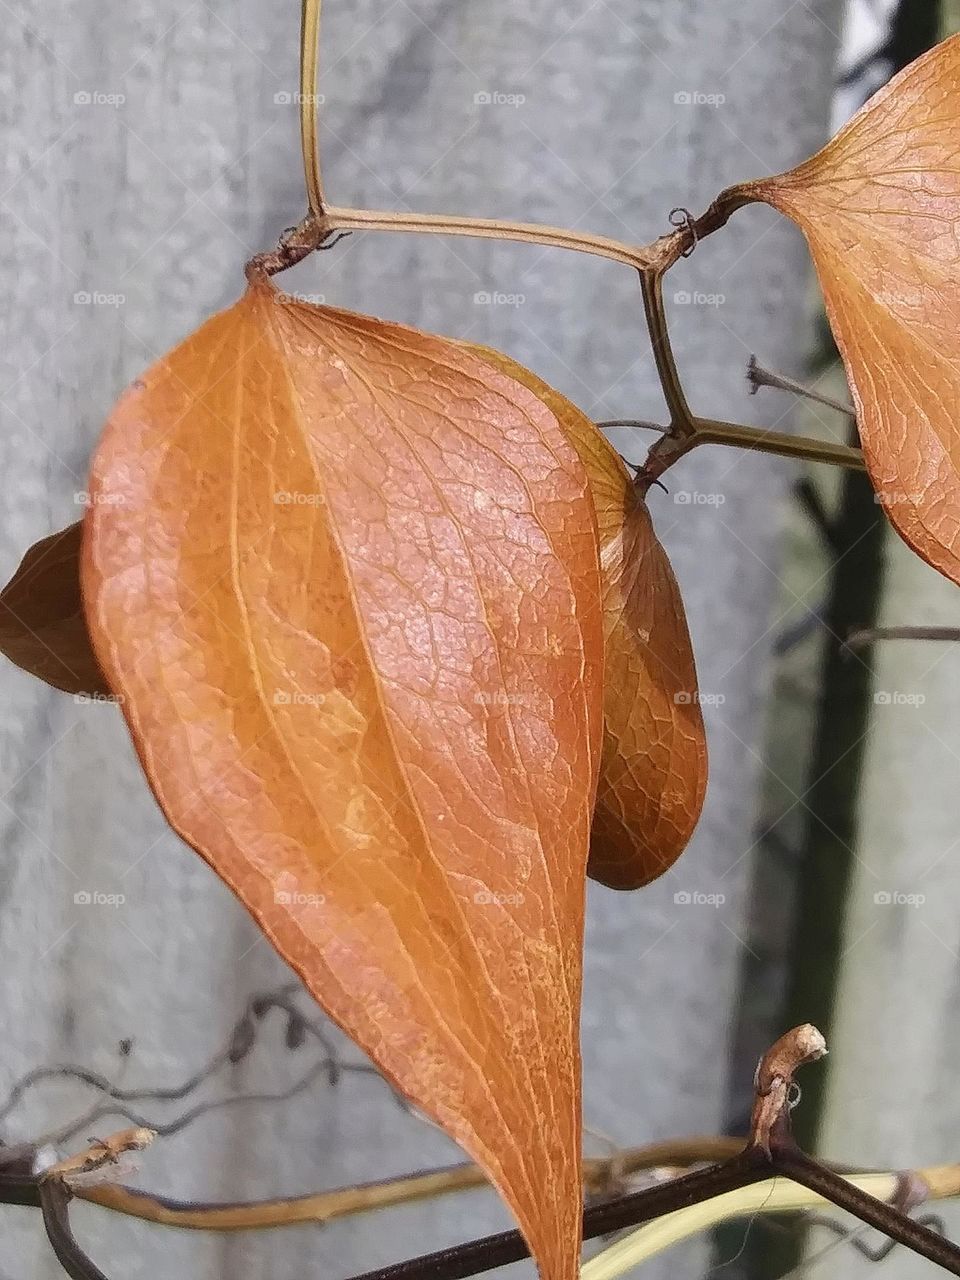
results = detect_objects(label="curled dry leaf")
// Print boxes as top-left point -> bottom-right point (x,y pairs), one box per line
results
465,345 -> 707,889
0,521 -> 110,696
719,32 -> 960,585
80,275 -> 604,1280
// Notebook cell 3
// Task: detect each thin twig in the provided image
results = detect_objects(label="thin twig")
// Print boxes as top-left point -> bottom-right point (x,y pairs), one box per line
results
801,1211 -> 947,1265
338,1032 -> 832,1280
0,983 -> 298,1125
846,626 -> 960,651
1,984 -> 397,1152
747,356 -> 855,416
45,1059 -> 336,1147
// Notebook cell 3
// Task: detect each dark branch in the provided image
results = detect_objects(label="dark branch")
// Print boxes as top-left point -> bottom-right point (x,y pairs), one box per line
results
774,1149 -> 960,1276
39,1180 -> 111,1280
344,1153 -> 767,1280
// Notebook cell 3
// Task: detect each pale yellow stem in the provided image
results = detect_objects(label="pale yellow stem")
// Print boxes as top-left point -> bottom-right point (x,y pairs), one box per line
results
581,1166 -> 960,1280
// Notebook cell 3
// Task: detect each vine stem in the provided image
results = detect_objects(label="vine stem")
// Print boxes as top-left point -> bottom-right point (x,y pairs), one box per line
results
0,1135 -> 743,1231
319,206 -> 666,273
291,2 -> 668,273
247,204 -> 677,281
598,418 -> 865,470
270,0 -> 868,482
72,1137 -> 744,1231
640,270 -> 696,435
10,1033 -> 960,1280
260,207 -> 863,474
652,418 -> 865,475
300,0 -> 324,216
695,420 -> 863,468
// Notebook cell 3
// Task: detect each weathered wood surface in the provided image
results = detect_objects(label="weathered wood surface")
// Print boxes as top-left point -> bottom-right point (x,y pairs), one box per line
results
0,1 -> 837,1275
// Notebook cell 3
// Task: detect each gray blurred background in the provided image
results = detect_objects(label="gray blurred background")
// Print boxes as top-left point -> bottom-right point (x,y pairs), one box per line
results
1,1 -> 958,1277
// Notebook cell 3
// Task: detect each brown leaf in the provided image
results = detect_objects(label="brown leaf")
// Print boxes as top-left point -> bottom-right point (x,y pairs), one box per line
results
719,33 -> 960,584
0,522 -> 110,696
464,345 -> 707,889
80,277 -> 605,1280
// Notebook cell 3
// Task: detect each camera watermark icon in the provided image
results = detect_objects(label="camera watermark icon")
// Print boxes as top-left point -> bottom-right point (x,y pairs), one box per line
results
673,90 -> 725,107
473,90 -> 526,107
873,690 -> 926,707
275,291 -> 326,306
74,490 -> 125,507
873,890 -> 925,907
473,290 -> 526,307
474,889 -> 525,906
674,490 -> 726,506
274,91 -> 326,106
673,290 -> 725,307
674,690 -> 725,707
74,90 -> 126,108
474,691 -> 530,707
274,490 -> 325,506
74,890 -> 125,907
874,490 -> 923,507
273,690 -> 326,707
673,890 -> 726,907
73,291 -> 126,308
